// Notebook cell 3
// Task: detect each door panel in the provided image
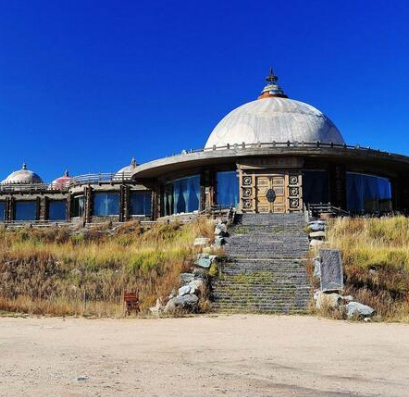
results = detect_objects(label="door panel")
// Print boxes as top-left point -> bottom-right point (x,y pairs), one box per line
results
256,175 -> 286,213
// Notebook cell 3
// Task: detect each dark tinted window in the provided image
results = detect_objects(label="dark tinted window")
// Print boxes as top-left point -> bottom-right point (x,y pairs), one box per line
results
0,202 -> 5,220
15,201 -> 37,221
93,193 -> 120,216
73,196 -> 85,217
347,173 -> 392,213
130,192 -> 152,216
303,170 -> 330,204
49,201 -> 66,221
216,171 -> 239,208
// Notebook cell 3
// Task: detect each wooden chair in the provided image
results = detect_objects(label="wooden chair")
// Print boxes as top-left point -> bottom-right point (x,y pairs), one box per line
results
123,289 -> 140,315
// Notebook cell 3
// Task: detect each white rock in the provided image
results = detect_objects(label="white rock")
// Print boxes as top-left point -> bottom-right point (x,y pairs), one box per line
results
346,302 -> 375,319
314,291 -> 343,310
310,239 -> 324,248
178,285 -> 193,296
193,237 -> 210,247
309,231 -> 326,239
214,223 -> 227,236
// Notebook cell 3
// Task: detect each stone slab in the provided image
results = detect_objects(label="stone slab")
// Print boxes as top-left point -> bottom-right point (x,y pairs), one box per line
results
319,249 -> 343,292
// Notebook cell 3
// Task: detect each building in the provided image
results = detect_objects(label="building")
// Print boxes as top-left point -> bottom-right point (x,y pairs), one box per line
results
1,69 -> 409,223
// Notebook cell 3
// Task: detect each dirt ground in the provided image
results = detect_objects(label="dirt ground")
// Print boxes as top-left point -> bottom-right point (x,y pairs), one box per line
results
0,315 -> 408,397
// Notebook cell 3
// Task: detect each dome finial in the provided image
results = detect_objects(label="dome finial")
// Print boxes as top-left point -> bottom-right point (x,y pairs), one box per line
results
22,162 -> 27,170
64,170 -> 70,177
265,67 -> 278,84
258,66 -> 288,99
131,157 -> 137,167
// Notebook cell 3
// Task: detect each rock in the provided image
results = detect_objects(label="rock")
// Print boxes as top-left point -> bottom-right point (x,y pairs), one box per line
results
309,231 -> 326,239
313,257 -> 321,279
310,239 -> 324,248
346,302 -> 375,319
178,279 -> 204,297
194,253 -> 217,269
314,291 -> 343,310
178,285 -> 193,296
214,236 -> 225,248
149,298 -> 164,314
180,273 -> 196,285
194,254 -> 212,268
75,375 -> 90,382
193,237 -> 210,247
214,223 -> 227,236
189,278 -> 204,290
164,294 -> 199,314
308,221 -> 326,232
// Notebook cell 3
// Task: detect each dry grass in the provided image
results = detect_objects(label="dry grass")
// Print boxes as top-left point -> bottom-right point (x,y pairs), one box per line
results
326,216 -> 409,322
0,218 -> 214,317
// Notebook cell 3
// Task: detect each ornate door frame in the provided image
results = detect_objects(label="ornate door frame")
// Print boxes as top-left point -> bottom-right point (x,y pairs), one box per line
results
237,157 -> 303,213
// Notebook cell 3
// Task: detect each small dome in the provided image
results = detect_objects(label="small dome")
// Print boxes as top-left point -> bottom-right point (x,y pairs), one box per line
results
50,170 -> 71,190
1,163 -> 44,185
116,157 -> 138,175
205,69 -> 345,148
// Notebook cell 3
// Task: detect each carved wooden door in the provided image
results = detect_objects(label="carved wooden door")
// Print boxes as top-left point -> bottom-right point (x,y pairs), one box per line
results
256,175 -> 286,213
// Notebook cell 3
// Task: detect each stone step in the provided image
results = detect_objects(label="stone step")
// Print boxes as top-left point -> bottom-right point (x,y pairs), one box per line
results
212,212 -> 311,314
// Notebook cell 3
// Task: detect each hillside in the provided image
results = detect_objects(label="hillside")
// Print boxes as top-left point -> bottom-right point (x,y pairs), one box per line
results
0,220 -> 213,317
326,216 -> 409,321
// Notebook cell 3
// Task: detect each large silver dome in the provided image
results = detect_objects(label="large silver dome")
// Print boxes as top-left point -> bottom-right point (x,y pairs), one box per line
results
1,163 -> 44,185
205,97 -> 345,148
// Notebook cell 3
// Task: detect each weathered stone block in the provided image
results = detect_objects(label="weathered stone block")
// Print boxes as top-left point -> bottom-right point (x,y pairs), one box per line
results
319,249 -> 343,292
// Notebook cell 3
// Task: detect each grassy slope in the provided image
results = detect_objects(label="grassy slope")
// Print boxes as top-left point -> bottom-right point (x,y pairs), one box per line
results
0,219 -> 214,317
326,216 -> 409,321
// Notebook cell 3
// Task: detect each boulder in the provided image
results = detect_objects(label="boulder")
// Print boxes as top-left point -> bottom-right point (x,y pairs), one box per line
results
310,239 -> 324,248
180,273 -> 196,285
149,298 -> 164,314
314,291 -> 343,310
313,257 -> 321,279
164,294 -> 199,314
178,278 -> 204,297
189,278 -> 204,291
309,231 -> 326,239
214,236 -> 225,248
178,285 -> 193,296
194,253 -> 217,269
308,221 -> 326,232
193,237 -> 210,247
214,223 -> 227,236
346,302 -> 375,319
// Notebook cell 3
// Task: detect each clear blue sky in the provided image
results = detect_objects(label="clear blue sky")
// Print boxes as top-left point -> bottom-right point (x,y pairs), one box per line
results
0,0 -> 408,181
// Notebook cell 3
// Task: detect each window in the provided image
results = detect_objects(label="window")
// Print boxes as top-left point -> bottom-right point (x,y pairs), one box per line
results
15,201 -> 37,221
164,175 -> 200,215
216,171 -> 239,208
93,192 -> 120,216
347,173 -> 392,213
73,196 -> 85,217
0,202 -> 5,221
130,192 -> 152,216
303,170 -> 330,204
49,200 -> 66,221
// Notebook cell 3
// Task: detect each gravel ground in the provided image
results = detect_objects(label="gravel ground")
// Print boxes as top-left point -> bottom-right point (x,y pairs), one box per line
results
0,314 -> 408,397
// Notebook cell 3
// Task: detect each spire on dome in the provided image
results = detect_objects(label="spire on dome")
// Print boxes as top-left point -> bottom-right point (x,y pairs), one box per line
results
64,170 -> 70,177
131,157 -> 137,167
22,162 -> 27,170
258,67 -> 288,99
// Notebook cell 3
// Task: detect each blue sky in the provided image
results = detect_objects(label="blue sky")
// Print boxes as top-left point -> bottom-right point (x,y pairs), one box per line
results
0,0 -> 408,181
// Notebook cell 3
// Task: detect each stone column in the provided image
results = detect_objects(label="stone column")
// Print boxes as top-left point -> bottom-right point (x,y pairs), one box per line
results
84,186 -> 92,224
41,197 -> 49,221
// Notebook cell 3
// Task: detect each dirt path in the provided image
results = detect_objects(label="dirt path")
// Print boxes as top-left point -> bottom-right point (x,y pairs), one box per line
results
0,315 -> 408,397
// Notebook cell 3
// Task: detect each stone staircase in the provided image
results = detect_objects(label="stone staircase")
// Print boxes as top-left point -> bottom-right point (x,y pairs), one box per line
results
213,213 -> 312,313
